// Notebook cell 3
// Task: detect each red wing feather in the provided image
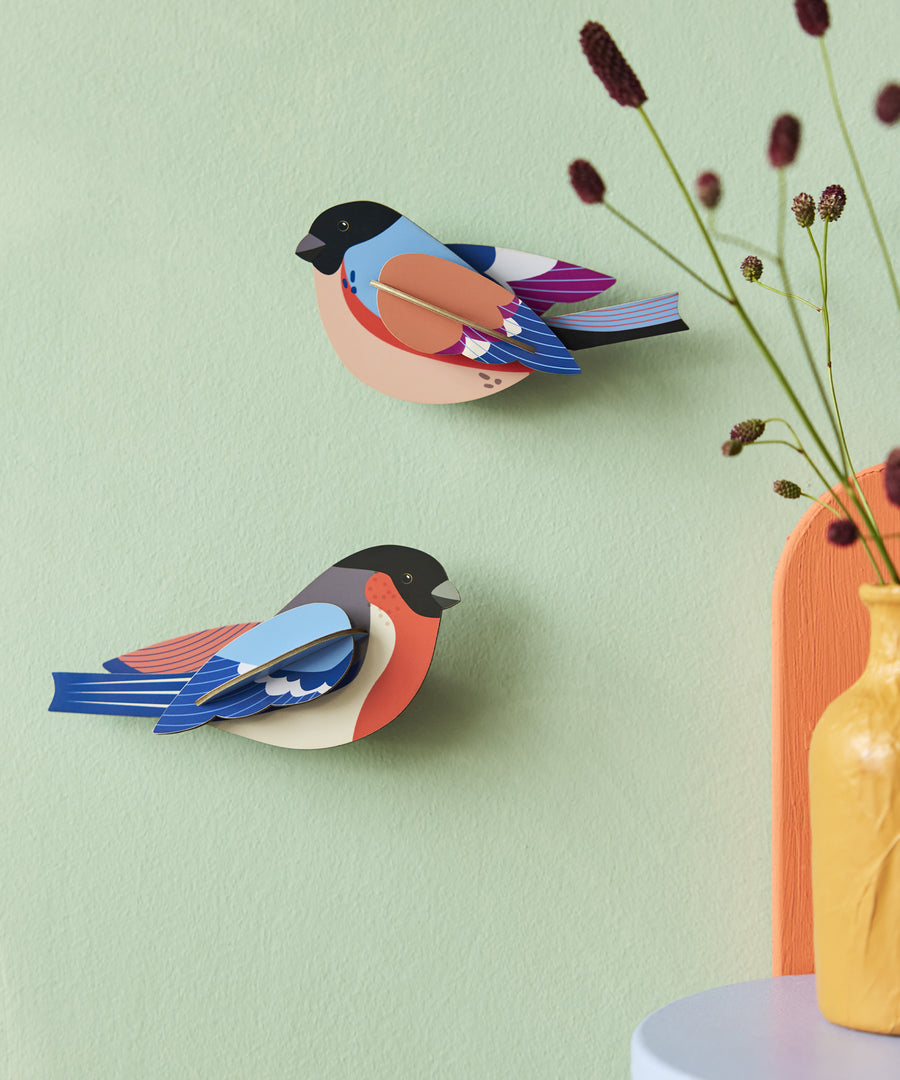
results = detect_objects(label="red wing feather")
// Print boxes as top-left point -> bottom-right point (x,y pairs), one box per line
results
105,623 -> 259,674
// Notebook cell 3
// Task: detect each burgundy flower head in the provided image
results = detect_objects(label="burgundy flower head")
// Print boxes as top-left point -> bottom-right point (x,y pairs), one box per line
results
827,519 -> 859,547
569,159 -> 606,204
695,172 -> 722,210
886,448 -> 900,507
794,0 -> 829,37
768,115 -> 801,168
730,418 -> 765,443
580,22 -> 647,108
721,440 -> 743,457
792,192 -> 815,228
876,84 -> 900,125
741,255 -> 764,282
818,184 -> 847,222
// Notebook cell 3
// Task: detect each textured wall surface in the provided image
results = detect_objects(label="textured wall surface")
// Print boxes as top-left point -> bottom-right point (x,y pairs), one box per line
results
3,2 -> 898,1076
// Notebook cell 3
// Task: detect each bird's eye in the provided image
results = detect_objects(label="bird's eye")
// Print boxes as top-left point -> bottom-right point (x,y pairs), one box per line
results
400,572 -> 413,584
337,220 -> 350,232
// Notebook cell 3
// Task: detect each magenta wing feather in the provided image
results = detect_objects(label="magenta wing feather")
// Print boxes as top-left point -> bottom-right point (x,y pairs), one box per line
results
506,261 -> 616,315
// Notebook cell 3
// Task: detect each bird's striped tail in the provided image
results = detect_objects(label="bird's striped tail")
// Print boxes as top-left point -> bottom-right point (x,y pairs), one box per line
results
49,671 -> 190,718
544,293 -> 687,349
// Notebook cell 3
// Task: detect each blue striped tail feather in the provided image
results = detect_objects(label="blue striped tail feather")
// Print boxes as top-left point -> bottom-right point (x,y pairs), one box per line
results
50,671 -> 190,717
544,293 -> 687,349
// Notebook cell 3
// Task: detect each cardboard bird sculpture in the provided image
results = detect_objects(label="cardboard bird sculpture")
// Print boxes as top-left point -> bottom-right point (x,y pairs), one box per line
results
296,200 -> 687,403
50,545 -> 460,749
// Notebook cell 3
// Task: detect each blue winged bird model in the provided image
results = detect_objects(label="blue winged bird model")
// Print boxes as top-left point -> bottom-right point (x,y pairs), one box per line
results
296,200 -> 687,403
50,546 -> 460,750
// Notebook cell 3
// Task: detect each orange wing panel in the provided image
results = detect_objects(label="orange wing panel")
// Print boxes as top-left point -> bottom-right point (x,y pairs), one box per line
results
772,463 -> 899,975
378,252 -> 515,353
113,623 -> 259,674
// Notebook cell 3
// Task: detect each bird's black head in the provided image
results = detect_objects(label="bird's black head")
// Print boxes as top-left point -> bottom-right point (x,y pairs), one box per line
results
335,544 -> 460,619
295,201 -> 402,275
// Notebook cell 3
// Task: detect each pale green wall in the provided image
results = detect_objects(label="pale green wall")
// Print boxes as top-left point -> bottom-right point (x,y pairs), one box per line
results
3,1 -> 898,1076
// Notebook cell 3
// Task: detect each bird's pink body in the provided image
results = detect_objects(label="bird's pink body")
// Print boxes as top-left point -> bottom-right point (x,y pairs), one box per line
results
313,268 -> 530,404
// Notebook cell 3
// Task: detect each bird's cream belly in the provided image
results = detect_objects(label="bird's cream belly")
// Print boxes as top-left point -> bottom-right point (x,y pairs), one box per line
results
211,607 -> 396,749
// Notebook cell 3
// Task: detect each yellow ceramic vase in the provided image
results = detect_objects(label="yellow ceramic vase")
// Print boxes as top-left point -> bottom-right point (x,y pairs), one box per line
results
809,583 -> 900,1034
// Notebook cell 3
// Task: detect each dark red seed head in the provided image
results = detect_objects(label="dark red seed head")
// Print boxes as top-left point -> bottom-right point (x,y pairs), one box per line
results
768,114 -> 801,168
885,448 -> 900,506
876,84 -> 900,125
741,255 -> 764,282
818,184 -> 847,222
792,192 -> 815,228
569,159 -> 606,204
827,519 -> 859,546
794,0 -> 829,37
580,22 -> 647,108
695,172 -> 722,210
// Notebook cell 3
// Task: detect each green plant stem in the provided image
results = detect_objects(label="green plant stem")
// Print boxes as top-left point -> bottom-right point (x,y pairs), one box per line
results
819,225 -> 874,514
604,203 -> 729,302
818,221 -> 848,473
801,493 -> 843,518
766,419 -> 841,502
751,438 -> 805,450
764,420 -> 884,578
632,106 -> 898,582
715,232 -> 777,262
752,280 -> 820,310
636,107 -> 844,482
806,226 -> 896,582
708,213 -> 778,261
821,38 -> 900,318
777,171 -> 840,452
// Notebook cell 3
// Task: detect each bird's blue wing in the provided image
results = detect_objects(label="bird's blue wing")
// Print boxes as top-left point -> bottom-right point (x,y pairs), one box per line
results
152,603 -> 366,733
441,298 -> 581,374
447,244 -> 615,315
445,243 -> 498,274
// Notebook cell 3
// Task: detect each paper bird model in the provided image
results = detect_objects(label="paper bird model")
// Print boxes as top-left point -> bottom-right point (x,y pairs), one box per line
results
295,200 -> 687,404
50,545 -> 460,749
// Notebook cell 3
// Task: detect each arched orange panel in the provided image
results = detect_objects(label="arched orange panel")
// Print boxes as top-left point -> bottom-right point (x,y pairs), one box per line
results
772,462 -> 900,975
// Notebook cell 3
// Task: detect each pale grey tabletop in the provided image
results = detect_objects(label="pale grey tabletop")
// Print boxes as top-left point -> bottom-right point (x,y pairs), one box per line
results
631,975 -> 900,1079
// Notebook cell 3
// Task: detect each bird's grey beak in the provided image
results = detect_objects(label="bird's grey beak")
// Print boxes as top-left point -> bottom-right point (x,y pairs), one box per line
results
295,233 -> 326,261
431,580 -> 460,610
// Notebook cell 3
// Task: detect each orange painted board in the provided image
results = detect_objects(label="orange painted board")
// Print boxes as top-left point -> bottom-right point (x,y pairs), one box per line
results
771,463 -> 900,976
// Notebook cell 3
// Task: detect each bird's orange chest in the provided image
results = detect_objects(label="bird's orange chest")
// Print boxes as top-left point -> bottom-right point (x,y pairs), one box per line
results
364,573 -> 439,668
354,572 -> 440,741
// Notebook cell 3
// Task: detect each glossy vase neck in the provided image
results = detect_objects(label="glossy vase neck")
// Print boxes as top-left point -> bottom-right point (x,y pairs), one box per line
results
860,584 -> 900,684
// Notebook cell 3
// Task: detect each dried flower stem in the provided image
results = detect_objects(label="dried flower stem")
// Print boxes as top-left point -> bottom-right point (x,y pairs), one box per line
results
635,106 -> 896,582
807,225 -> 851,474
769,417 -> 853,511
719,235 -> 778,262
776,171 -> 839,452
768,417 -> 884,574
819,38 -> 900,316
803,223 -> 892,579
635,107 -> 844,479
753,438 -> 805,450
604,202 -> 730,301
750,280 -> 820,310
709,215 -> 778,262
803,493 -> 844,517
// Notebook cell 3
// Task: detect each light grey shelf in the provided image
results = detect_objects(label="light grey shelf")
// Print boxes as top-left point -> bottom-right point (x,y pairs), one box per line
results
631,975 -> 900,1079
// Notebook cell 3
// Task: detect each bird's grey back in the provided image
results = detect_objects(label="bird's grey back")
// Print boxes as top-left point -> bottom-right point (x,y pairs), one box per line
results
277,565 -> 373,633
